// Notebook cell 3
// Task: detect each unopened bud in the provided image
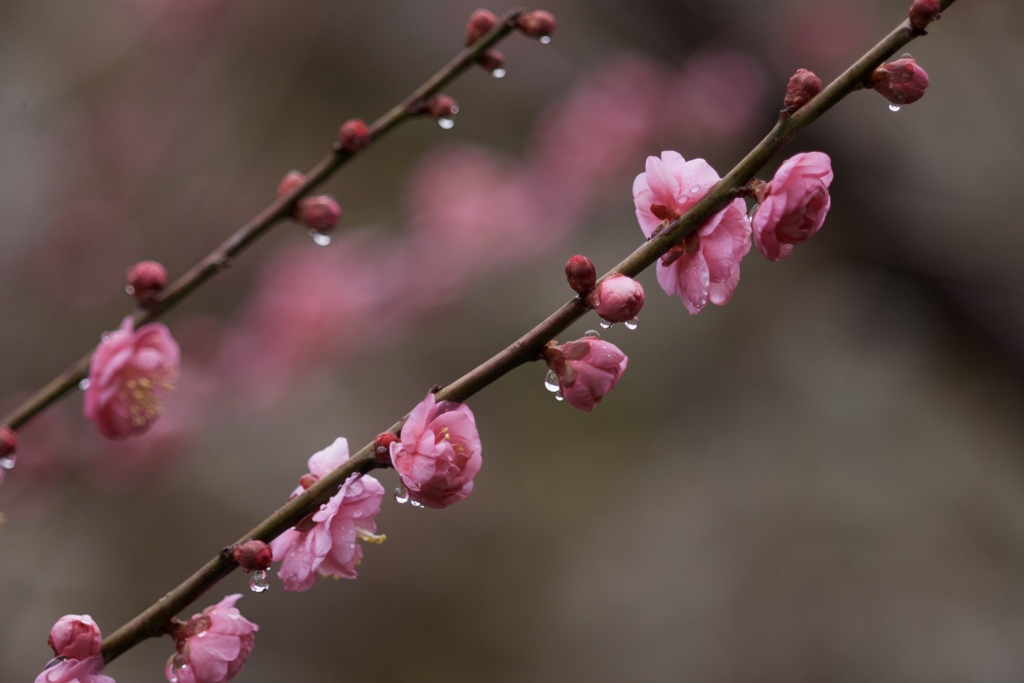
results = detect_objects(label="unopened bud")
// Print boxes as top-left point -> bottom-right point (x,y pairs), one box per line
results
277,170 -> 306,198
783,69 -> 822,113
909,0 -> 941,32
373,432 -> 397,466
126,260 -> 167,307
587,274 -> 645,324
48,615 -> 102,660
423,94 -> 459,120
516,10 -> 555,40
231,540 -> 273,572
465,9 -> 499,45
870,57 -> 930,106
565,255 -> 597,295
0,426 -> 17,460
477,49 -> 506,74
297,195 -> 342,233
338,118 -> 370,153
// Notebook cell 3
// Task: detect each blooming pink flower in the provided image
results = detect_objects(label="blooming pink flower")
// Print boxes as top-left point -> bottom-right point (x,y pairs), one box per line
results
268,438 -> 385,591
389,392 -> 482,509
35,655 -> 114,683
165,594 -> 257,683
544,338 -> 628,412
48,614 -> 102,660
587,274 -> 644,323
633,151 -> 751,314
84,316 -> 180,439
751,152 -> 833,261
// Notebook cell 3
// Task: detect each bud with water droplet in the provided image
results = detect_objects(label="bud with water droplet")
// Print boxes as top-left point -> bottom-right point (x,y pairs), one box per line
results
782,68 -> 822,115
586,274 -> 645,324
337,118 -> 371,153
373,431 -> 397,466
297,195 -> 342,235
516,10 -> 556,41
249,569 -> 270,593
478,49 -> 507,78
0,426 -> 17,469
908,0 -> 941,33
869,57 -> 930,107
543,337 -> 628,412
565,254 -> 597,295
126,260 -> 168,307
230,540 -> 273,573
422,94 -> 459,128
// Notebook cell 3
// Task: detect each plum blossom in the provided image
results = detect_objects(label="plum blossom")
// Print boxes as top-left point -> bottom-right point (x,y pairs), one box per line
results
389,392 -> 482,509
35,656 -> 114,683
544,338 -> 628,412
83,316 -> 180,439
633,151 -> 751,314
751,152 -> 833,261
165,594 -> 257,683
587,274 -> 644,324
268,438 -> 385,592
36,615 -> 113,683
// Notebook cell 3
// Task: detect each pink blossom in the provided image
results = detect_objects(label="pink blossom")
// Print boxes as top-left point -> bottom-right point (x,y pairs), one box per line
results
35,655 -> 114,683
633,151 -> 751,314
389,392 -> 482,509
268,438 -> 385,591
165,594 -> 257,683
84,316 -> 180,439
48,614 -> 102,660
751,152 -> 833,261
544,338 -> 628,412
587,274 -> 644,323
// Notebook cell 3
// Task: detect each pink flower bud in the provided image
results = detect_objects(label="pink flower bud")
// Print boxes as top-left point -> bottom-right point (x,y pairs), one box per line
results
909,0 -> 941,32
516,10 -> 556,40
477,49 -> 506,74
276,170 -> 306,198
465,9 -> 499,45
0,426 -> 17,460
337,118 -> 370,153
126,260 -> 168,307
751,152 -> 833,261
544,338 -> 628,412
783,68 -> 822,112
565,255 -> 597,295
48,615 -> 102,660
35,655 -> 112,683
296,195 -> 342,233
166,594 -> 257,683
870,57 -> 930,106
587,274 -> 645,323
230,540 -> 273,572
423,94 -> 459,120
373,432 -> 397,466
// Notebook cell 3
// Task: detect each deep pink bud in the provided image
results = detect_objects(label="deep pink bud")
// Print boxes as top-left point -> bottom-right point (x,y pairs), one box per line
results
587,274 -> 644,323
909,0 -> 941,32
48,615 -> 102,660
565,255 -> 597,295
465,9 -> 499,45
477,49 -> 506,74
870,57 -> 930,106
276,170 -> 306,198
0,426 -> 17,460
126,260 -> 168,307
373,432 -> 397,466
544,338 -> 628,412
231,540 -> 273,572
297,196 -> 342,233
338,119 -> 370,153
783,69 -> 822,112
516,10 -> 556,40
423,94 -> 459,120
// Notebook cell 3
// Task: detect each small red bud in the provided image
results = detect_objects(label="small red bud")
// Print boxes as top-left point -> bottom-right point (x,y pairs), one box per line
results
338,118 -> 370,153
465,9 -> 499,45
277,170 -> 306,198
565,255 -> 597,295
373,432 -> 397,466
516,10 -> 555,40
126,260 -> 168,307
908,0 -> 941,32
230,540 -> 273,572
870,57 -> 930,106
297,195 -> 342,233
477,49 -> 506,74
0,426 -> 17,460
299,473 -> 319,490
423,94 -> 459,120
783,69 -> 822,113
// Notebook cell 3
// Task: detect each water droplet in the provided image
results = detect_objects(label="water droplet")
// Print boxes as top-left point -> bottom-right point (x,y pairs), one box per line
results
624,317 -> 639,331
584,329 -> 600,338
491,68 -> 506,79
0,455 -> 16,470
78,378 -> 91,391
554,390 -> 564,402
901,52 -> 912,60
437,117 -> 455,130
125,284 -> 135,296
352,509 -> 363,518
394,484 -> 409,504
747,202 -> 760,223
410,499 -> 424,509
544,370 -> 560,393
888,103 -> 901,112
598,319 -> 613,330
539,35 -> 552,45
249,569 -> 270,593
172,654 -> 188,671
100,333 -> 111,343
308,229 -> 332,246
689,185 -> 701,195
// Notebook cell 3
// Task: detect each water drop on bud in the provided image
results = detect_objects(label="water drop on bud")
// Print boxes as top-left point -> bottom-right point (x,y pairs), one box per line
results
437,118 -> 455,130
309,230 -> 332,247
249,569 -> 270,593
870,57 -> 929,107
231,540 -> 273,572
373,432 -> 397,466
544,369 -> 560,393
477,49 -> 506,77
297,196 -> 342,234
394,484 -> 410,504
423,94 -> 458,121
0,427 -> 18,466
516,10 -> 556,41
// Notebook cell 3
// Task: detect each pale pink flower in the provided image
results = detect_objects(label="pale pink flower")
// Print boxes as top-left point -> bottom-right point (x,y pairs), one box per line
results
48,614 -> 102,660
165,594 -> 257,683
389,392 -> 482,509
544,338 -> 628,412
633,151 -> 751,314
35,655 -> 114,683
268,438 -> 385,591
587,274 -> 644,323
751,152 -> 833,261
84,316 -> 180,439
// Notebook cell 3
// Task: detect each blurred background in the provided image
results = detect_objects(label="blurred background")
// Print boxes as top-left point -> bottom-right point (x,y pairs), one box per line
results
2,1 -> 1023,681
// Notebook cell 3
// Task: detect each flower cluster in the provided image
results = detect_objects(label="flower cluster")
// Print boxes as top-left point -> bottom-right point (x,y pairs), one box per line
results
165,595 -> 258,683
